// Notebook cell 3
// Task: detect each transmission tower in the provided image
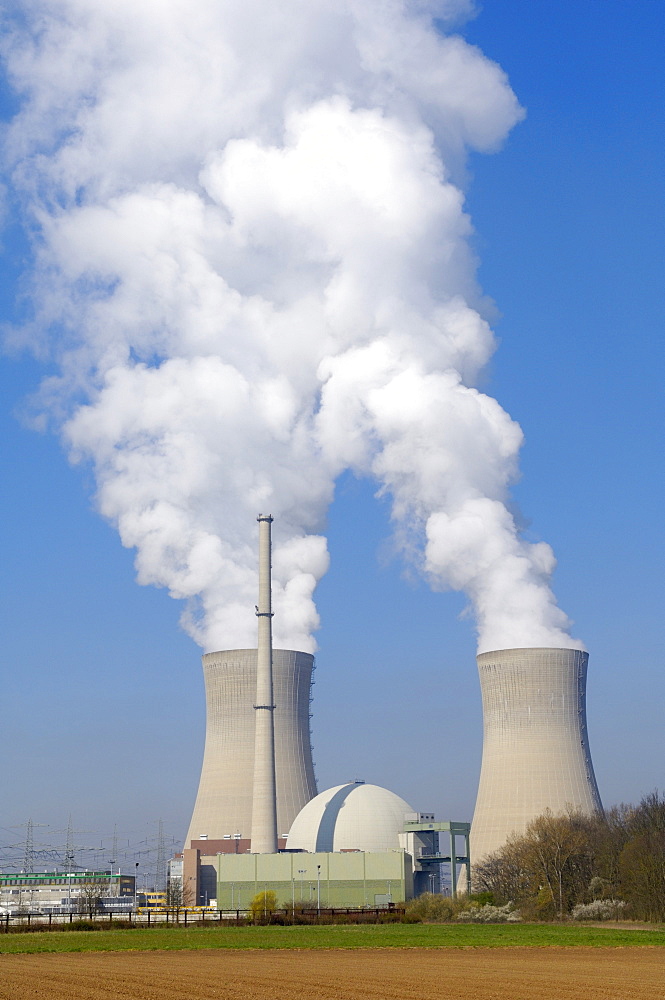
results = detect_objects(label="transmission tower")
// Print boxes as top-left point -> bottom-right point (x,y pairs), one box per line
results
24,818 -> 34,873
64,816 -> 76,870
10,819 -> 47,873
156,819 -> 166,892
58,816 -> 95,871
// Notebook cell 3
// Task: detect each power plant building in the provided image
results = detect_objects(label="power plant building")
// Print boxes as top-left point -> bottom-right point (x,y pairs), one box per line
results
184,776 -> 468,906
0,871 -> 136,915
286,782 -> 413,853
216,849 -> 412,910
470,647 -> 602,865
185,516 -> 317,852
182,519 -> 603,908
184,647 -> 317,847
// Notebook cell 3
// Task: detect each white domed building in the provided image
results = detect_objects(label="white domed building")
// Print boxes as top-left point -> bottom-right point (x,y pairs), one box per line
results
286,781 -> 413,853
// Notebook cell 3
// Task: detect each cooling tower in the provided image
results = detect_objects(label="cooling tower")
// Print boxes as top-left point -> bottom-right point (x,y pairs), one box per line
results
184,648 -> 317,847
470,647 -> 602,865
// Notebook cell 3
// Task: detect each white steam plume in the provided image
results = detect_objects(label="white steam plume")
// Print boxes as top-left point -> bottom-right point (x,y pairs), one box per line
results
2,0 -> 582,654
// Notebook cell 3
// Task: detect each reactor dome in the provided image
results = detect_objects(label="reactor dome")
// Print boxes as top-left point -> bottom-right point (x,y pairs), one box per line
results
286,781 -> 414,853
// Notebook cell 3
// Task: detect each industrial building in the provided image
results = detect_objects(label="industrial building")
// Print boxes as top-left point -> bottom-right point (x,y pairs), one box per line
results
0,871 -> 136,915
470,647 -> 603,865
216,848 -> 412,910
185,647 -> 317,847
180,517 -> 470,906
286,781 -> 413,854
180,516 -> 601,907
185,517 -> 317,849
184,775 -> 469,907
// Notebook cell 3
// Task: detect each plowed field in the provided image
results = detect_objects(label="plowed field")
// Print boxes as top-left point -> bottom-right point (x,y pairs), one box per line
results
1,947 -> 663,1000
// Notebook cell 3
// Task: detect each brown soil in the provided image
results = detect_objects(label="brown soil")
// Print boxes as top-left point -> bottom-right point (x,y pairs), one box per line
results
1,948 -> 663,1000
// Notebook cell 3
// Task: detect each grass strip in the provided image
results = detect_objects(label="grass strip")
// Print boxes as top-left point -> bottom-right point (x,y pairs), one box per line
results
1,922 -> 664,955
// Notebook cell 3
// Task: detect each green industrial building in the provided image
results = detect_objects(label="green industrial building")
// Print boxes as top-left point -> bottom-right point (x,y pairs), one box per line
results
181,781 -> 470,909
216,850 -> 412,909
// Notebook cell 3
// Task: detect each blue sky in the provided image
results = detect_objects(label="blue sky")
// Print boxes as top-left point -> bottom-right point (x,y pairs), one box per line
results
1,1 -> 663,870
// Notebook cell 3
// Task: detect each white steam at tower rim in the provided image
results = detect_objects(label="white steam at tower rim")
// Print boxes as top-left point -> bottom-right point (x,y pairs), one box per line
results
3,1 -> 580,653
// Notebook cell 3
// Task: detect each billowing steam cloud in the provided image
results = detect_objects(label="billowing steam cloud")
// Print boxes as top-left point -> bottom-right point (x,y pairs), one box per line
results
2,0 -> 582,654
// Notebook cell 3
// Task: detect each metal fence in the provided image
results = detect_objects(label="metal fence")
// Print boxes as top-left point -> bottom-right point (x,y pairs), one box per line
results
1,905 -> 404,931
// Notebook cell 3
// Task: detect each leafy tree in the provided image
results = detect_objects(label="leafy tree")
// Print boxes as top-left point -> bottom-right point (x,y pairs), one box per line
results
250,889 -> 277,922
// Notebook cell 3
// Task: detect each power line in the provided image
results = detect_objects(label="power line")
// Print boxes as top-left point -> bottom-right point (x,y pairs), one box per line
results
156,819 -> 166,893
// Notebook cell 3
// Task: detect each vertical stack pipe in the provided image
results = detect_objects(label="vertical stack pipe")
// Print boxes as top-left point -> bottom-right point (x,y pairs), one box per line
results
470,647 -> 602,869
250,514 -> 278,853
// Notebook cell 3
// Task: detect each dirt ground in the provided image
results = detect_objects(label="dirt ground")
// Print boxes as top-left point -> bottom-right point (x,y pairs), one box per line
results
1,948 -> 663,1000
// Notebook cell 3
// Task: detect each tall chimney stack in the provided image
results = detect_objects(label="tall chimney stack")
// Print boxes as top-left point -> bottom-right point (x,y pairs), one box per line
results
250,514 -> 278,853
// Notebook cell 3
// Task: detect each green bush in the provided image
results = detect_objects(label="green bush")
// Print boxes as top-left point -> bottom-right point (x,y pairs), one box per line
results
404,893 -> 463,923
249,890 -> 278,922
469,892 -> 495,906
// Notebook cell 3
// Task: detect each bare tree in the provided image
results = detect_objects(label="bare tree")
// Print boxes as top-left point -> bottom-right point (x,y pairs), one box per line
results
77,879 -> 107,918
472,793 -> 665,923
472,811 -> 594,919
473,839 -> 532,905
522,811 -> 592,918
618,792 -> 665,922
166,878 -> 193,914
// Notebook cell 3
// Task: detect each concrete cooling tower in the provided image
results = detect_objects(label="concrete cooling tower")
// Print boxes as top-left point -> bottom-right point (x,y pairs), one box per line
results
470,647 -> 602,866
184,647 -> 317,847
